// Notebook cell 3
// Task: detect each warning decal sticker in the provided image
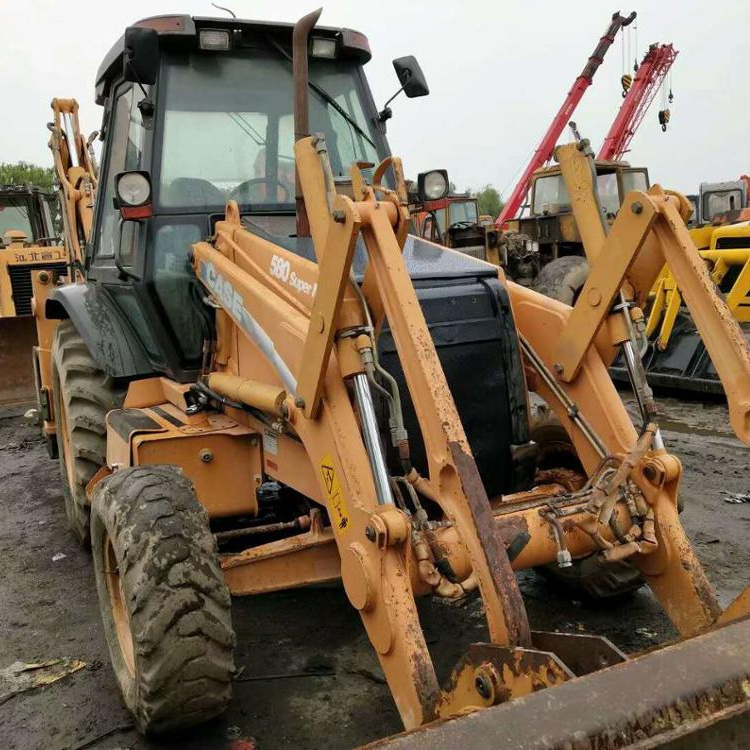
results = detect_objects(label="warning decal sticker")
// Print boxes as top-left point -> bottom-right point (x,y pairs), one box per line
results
320,453 -> 350,534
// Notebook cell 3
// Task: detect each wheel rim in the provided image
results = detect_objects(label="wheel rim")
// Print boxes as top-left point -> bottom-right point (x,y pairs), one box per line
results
55,373 -> 75,492
102,532 -> 135,677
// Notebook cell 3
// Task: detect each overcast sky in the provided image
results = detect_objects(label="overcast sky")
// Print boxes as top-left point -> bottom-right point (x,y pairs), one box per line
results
1,0 -> 747,196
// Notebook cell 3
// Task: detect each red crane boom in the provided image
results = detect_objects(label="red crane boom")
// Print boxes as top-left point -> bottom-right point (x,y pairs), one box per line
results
496,10 -> 636,228
597,43 -> 678,161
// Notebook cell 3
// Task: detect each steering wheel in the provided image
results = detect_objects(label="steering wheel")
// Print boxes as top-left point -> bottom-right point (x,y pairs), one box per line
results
230,177 -> 292,203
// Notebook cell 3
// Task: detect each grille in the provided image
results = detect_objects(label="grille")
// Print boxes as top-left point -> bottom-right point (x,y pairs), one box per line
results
7,262 -> 67,316
715,236 -> 750,250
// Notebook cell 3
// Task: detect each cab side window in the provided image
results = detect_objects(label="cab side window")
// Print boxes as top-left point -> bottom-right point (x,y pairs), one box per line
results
95,86 -> 147,260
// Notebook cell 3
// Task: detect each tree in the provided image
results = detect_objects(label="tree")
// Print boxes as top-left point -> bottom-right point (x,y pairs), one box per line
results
0,162 -> 55,191
471,184 -> 504,219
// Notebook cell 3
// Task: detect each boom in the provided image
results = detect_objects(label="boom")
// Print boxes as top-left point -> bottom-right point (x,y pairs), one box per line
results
48,98 -> 98,269
597,43 -> 678,161
495,10 -> 635,228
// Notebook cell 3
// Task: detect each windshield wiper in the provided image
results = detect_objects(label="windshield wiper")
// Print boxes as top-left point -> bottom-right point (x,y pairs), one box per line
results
267,37 -> 377,151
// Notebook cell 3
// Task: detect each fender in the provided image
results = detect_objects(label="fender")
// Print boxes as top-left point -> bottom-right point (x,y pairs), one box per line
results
47,282 -> 154,378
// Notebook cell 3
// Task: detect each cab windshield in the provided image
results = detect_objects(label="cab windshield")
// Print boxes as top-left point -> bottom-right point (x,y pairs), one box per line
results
0,196 -> 34,241
157,49 -> 382,210
437,200 -> 478,233
532,171 -> 631,218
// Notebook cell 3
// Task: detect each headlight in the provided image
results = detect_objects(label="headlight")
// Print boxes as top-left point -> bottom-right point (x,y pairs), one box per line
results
418,170 -> 449,202
310,37 -> 337,59
116,171 -> 151,207
199,29 -> 231,51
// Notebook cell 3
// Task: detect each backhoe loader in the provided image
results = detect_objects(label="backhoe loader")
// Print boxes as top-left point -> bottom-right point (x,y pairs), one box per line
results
0,184 -> 63,406
28,98 -> 98,455
40,9 -> 750,745
0,98 -> 94,450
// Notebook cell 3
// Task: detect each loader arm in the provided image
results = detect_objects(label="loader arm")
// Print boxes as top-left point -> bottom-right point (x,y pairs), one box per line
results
552,141 -> 750,445
188,137 -> 542,728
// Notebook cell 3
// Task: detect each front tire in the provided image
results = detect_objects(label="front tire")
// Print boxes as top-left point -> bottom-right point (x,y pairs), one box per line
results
51,320 -> 122,546
91,465 -> 235,734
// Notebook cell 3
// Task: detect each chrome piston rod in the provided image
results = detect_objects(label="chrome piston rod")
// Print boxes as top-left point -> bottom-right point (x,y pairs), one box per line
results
62,112 -> 80,168
353,373 -> 394,506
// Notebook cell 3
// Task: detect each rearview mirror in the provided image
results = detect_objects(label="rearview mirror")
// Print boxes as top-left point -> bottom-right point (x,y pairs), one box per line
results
377,55 -> 430,126
393,56 -> 429,98
123,26 -> 159,86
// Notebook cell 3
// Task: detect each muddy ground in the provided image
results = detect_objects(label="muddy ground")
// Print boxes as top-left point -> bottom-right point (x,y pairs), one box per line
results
1,393 -> 749,750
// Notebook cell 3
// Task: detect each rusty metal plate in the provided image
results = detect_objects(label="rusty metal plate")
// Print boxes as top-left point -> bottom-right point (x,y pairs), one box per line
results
366,618 -> 750,749
531,630 -> 627,676
432,642 -> 573,719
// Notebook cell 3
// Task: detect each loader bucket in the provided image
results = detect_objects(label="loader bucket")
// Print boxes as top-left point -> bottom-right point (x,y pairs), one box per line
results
368,617 -> 750,749
0,316 -> 37,406
610,312 -> 750,396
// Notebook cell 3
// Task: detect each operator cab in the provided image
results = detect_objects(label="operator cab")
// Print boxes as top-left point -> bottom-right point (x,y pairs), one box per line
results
530,161 -> 649,220
68,14 -> 533,495
0,186 -> 57,247
87,15 -> 395,380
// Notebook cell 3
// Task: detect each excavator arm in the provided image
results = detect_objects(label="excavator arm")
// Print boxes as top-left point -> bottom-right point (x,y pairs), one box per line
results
48,98 -> 97,269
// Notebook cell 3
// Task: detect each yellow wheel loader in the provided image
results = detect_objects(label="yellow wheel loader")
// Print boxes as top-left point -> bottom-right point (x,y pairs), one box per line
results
40,9 -> 750,744
0,185 -> 64,408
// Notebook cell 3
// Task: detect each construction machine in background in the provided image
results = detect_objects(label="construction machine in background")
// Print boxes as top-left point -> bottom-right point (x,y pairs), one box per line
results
411,192 -> 500,262
501,39 -> 676,287
26,98 -> 98,454
0,97 -> 95,435
0,185 -> 64,406
494,10 -> 636,230
38,8 -> 750,746
625,176 -> 750,394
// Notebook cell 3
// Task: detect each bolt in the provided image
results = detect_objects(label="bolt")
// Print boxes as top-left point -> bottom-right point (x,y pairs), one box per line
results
631,201 -> 643,215
38,271 -> 50,284
553,362 -> 564,375
332,209 -> 346,223
365,525 -> 376,542
295,396 -> 305,409
199,448 -> 214,464
475,673 -> 493,700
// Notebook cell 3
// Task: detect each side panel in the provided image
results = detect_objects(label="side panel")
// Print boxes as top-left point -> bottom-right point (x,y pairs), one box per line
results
48,282 -> 154,378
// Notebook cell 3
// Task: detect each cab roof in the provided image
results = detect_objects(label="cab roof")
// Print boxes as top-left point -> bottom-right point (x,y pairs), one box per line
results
95,14 -> 372,104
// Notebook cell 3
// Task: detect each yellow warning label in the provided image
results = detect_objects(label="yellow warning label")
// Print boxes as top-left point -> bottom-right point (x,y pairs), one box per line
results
320,453 -> 350,534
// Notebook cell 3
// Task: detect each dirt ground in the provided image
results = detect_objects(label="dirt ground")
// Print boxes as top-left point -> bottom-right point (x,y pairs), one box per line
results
1,393 -> 749,750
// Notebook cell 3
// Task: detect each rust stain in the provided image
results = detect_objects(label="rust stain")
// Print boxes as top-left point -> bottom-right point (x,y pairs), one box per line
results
449,441 -> 531,647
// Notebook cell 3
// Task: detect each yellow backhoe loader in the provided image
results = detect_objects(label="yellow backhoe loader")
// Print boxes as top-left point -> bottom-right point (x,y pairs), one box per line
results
0,184 -> 63,407
39,9 -> 750,745
25,98 -> 97,454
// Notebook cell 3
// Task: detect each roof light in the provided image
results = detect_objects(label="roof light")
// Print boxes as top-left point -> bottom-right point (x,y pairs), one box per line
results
310,37 -> 337,59
199,29 -> 231,51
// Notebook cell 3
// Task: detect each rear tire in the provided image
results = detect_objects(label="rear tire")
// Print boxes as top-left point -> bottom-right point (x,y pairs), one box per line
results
531,256 -> 589,305
91,465 -> 235,734
51,320 -> 123,546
